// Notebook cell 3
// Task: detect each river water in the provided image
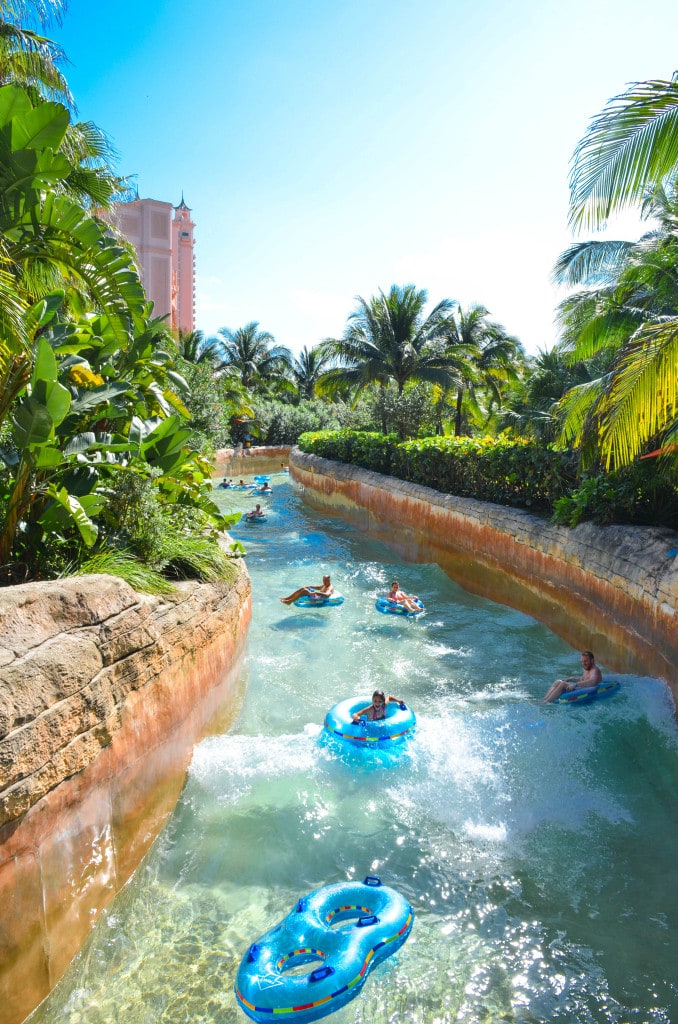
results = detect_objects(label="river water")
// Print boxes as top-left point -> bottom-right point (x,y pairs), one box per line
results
30,475 -> 678,1023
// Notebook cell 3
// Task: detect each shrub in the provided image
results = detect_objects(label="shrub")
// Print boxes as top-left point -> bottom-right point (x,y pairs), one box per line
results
298,429 -> 400,474
394,435 -> 579,512
179,359 -> 233,453
298,431 -> 578,514
254,399 -> 345,445
552,463 -> 678,528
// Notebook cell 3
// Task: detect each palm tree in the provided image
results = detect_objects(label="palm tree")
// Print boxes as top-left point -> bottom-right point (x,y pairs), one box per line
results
569,74 -> 678,232
0,0 -> 71,106
444,303 -> 522,436
291,345 -> 330,401
554,179 -> 678,467
503,348 -> 611,444
0,2 -> 128,211
321,284 -> 461,398
175,329 -> 224,365
217,322 -> 292,391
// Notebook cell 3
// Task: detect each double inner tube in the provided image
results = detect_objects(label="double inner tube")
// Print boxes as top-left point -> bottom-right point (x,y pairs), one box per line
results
235,876 -> 414,1024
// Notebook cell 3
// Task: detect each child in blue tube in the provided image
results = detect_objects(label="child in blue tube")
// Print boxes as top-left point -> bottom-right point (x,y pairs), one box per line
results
352,689 -> 406,722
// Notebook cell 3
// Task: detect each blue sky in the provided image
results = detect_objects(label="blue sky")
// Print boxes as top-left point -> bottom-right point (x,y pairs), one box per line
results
56,0 -> 678,356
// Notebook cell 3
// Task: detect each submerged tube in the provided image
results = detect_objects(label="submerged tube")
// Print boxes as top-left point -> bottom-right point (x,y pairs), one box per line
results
235,876 -> 414,1024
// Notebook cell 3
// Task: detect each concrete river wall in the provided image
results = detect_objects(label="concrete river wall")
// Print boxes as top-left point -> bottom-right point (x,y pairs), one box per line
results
0,566 -> 251,1024
290,450 -> 678,699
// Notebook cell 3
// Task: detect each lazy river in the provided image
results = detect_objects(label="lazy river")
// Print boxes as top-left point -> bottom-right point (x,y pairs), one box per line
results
29,475 -> 678,1023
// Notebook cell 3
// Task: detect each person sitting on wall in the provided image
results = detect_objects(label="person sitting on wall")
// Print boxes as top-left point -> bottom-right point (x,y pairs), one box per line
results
542,650 -> 602,702
280,574 -> 334,605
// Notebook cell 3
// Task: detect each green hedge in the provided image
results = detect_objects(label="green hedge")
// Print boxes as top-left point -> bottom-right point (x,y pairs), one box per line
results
296,430 -> 678,527
298,429 -> 400,476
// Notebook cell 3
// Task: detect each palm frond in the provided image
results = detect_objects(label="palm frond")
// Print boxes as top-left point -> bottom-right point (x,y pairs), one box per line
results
556,375 -> 609,449
598,317 -> 678,467
569,76 -> 678,231
552,240 -> 635,286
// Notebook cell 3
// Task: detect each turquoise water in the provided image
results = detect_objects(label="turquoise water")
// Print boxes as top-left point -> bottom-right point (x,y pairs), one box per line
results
30,476 -> 678,1023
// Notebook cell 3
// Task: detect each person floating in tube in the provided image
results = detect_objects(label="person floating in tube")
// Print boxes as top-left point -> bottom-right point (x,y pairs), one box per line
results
280,574 -> 334,605
542,650 -> 602,703
352,690 -> 406,722
386,580 -> 422,614
245,503 -> 265,520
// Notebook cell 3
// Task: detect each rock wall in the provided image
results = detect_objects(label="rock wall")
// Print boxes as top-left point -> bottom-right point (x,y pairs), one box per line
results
290,450 -> 678,697
0,566 -> 251,1024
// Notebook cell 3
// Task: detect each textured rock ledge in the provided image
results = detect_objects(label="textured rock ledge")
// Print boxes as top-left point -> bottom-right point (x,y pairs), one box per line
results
0,566 -> 251,1024
290,450 -> 678,696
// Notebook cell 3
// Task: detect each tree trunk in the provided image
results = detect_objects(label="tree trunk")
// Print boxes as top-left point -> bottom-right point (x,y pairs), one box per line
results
455,387 -> 464,436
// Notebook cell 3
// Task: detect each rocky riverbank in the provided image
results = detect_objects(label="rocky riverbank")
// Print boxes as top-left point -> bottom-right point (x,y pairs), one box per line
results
0,566 -> 251,1024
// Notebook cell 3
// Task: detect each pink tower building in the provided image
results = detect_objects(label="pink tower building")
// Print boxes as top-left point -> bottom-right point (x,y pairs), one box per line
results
171,196 -> 196,334
114,195 -> 196,333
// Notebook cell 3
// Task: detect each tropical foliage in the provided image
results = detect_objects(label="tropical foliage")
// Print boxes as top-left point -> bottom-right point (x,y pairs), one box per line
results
0,81 -> 236,585
442,303 -> 524,435
290,344 -> 331,401
503,347 -> 613,444
320,285 -> 462,397
298,430 -> 580,515
5,3 -> 673,547
569,74 -> 678,232
554,179 -> 678,468
559,75 -> 678,471
217,322 -> 292,391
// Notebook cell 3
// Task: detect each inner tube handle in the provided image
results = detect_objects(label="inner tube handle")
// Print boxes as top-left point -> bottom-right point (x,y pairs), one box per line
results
309,965 -> 335,983
357,913 -> 380,927
246,943 -> 259,963
363,875 -> 382,887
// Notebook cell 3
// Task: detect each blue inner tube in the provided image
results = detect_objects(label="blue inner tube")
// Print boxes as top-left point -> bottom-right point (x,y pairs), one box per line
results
324,697 -> 416,746
294,591 -> 344,607
554,681 -> 620,705
253,475 -> 271,483
375,596 -> 424,616
235,876 -> 414,1024
242,513 -> 267,524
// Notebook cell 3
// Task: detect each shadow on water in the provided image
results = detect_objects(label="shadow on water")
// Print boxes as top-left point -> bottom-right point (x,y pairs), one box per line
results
269,613 -> 332,631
